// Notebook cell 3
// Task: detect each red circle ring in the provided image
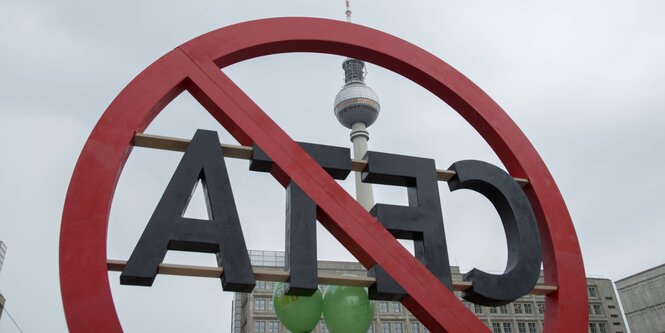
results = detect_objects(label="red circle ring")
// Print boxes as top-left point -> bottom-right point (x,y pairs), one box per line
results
60,18 -> 587,332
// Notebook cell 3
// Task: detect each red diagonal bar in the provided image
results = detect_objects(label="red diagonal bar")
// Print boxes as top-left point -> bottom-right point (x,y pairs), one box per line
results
181,50 -> 487,332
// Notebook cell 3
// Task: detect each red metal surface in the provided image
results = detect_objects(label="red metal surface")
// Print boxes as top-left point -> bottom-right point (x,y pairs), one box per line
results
60,17 -> 587,332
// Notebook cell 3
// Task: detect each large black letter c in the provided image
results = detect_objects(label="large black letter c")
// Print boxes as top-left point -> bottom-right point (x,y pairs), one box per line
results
448,160 -> 542,306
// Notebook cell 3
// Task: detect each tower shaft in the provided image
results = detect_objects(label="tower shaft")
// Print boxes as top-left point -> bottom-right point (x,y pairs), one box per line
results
350,122 -> 374,210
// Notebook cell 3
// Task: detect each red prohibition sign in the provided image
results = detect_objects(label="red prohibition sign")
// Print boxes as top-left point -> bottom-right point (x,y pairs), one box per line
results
60,18 -> 587,332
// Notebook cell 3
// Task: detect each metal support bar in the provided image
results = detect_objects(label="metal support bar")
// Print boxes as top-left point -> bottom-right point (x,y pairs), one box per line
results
133,133 -> 529,186
107,259 -> 556,295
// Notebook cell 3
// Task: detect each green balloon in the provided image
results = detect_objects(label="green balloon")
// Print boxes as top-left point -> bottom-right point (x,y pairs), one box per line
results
272,282 -> 323,333
322,285 -> 375,333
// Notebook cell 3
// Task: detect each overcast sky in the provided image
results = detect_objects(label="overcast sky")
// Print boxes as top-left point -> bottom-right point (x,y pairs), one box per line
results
1,0 -> 665,332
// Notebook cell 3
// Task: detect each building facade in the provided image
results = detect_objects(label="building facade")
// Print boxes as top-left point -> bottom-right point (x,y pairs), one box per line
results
0,241 -> 6,274
616,263 -> 665,332
0,241 -> 6,320
232,250 -> 626,333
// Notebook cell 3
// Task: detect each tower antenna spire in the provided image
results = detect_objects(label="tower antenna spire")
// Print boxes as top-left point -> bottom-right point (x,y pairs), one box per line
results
345,0 -> 352,23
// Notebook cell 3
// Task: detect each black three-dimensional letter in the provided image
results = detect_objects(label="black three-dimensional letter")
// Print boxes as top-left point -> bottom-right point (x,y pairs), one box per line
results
121,130 -> 255,292
448,160 -> 542,306
250,142 -> 351,296
362,151 -> 453,301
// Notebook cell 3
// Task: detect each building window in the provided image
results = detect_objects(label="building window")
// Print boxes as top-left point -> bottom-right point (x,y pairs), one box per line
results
255,298 -> 267,311
256,281 -> 266,289
255,321 -> 266,333
589,323 -> 597,333
411,322 -> 421,333
394,322 -> 404,333
592,304 -> 602,316
492,323 -> 501,333
269,321 -> 279,333
392,302 -> 402,313
382,322 -> 391,333
517,322 -> 526,333
537,303 -> 545,315
474,304 -> 483,314
378,302 -> 388,313
490,307 -> 497,314
500,305 -> 509,314
514,304 -> 523,314
588,287 -> 597,298
524,304 -> 533,314
598,323 -> 607,333
503,322 -> 512,333
527,322 -> 537,333
248,250 -> 286,267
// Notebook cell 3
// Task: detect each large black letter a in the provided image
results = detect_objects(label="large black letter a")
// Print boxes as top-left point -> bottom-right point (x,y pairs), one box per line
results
120,130 -> 255,292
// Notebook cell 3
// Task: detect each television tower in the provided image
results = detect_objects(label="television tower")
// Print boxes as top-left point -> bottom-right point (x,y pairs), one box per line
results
334,0 -> 381,211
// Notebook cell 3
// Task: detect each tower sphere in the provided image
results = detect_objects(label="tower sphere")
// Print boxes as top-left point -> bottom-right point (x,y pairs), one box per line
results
334,58 -> 381,129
